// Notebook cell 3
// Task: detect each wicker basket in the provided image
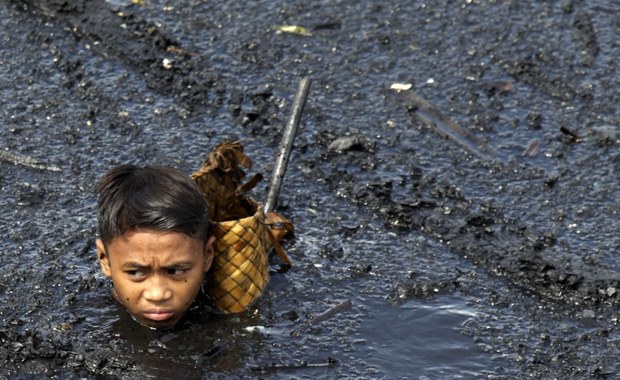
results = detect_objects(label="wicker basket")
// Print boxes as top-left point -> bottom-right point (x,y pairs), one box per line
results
191,141 -> 292,313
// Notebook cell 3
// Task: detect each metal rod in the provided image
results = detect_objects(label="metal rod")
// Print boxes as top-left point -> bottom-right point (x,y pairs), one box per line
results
264,77 -> 311,213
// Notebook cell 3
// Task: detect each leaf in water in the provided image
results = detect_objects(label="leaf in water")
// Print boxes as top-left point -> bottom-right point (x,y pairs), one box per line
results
131,0 -> 145,5
275,25 -> 312,36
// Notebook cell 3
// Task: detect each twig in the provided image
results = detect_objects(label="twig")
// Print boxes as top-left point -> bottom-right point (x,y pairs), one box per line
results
204,340 -> 226,359
249,357 -> 338,373
560,126 -> 581,141
0,149 -> 61,172
290,299 -> 353,337
396,91 -> 496,161
264,77 -> 311,213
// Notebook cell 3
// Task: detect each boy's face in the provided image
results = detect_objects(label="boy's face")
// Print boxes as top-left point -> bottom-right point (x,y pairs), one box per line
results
96,229 -> 214,330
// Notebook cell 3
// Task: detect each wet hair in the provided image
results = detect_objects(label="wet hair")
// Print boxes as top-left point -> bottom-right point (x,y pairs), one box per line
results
97,164 -> 209,245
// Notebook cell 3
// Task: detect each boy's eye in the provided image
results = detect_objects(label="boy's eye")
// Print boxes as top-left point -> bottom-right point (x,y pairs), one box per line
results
126,269 -> 146,278
167,268 -> 188,276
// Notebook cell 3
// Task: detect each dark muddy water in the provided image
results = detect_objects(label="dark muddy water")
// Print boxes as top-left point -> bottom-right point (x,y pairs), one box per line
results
1,0 -> 619,378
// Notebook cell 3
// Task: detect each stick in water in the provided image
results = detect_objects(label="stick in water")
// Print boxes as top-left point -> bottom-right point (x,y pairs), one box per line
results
0,150 -> 61,172
290,299 -> 353,337
264,77 -> 311,214
249,357 -> 337,373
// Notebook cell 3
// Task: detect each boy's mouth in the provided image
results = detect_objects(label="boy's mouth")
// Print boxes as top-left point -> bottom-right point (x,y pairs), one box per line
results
143,310 -> 175,322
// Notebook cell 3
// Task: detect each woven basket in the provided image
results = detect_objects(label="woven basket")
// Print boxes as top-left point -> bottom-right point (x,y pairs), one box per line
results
191,141 -> 292,313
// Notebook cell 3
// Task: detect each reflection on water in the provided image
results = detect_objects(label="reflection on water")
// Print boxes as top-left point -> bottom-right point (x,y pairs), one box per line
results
359,296 -> 490,378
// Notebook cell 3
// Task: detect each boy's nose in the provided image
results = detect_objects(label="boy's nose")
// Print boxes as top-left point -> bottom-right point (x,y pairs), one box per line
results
144,276 -> 173,302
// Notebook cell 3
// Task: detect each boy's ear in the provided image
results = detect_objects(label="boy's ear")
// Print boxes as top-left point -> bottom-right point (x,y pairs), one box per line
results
203,236 -> 216,273
96,239 -> 112,278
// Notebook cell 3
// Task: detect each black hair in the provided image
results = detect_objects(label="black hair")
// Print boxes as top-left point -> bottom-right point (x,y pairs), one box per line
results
97,164 -> 209,245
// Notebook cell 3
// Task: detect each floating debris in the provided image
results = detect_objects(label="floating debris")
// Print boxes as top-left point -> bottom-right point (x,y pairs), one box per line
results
162,58 -> 173,69
560,126 -> 581,141
275,25 -> 312,36
395,91 -> 497,160
480,80 -> 514,96
249,357 -> 338,373
290,300 -> 352,336
53,322 -> 72,332
328,135 -> 366,153
0,150 -> 61,172
523,139 -> 541,157
244,326 -> 270,334
165,45 -> 198,56
390,82 -> 413,91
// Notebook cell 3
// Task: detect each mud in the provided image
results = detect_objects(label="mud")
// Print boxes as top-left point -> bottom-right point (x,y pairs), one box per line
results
1,0 -> 619,378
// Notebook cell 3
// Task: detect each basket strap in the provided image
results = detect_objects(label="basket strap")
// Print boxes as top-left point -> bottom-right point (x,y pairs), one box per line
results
264,211 -> 293,267
267,229 -> 291,267
238,173 -> 263,193
265,212 -> 294,240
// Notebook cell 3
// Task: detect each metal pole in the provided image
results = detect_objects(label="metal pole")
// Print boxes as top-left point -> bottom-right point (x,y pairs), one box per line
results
264,77 -> 311,213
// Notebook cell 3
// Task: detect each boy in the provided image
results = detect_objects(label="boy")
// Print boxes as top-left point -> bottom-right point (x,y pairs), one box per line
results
96,164 -> 215,330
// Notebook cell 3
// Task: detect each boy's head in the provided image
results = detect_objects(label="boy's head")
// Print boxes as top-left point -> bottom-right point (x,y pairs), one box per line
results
95,165 -> 214,329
